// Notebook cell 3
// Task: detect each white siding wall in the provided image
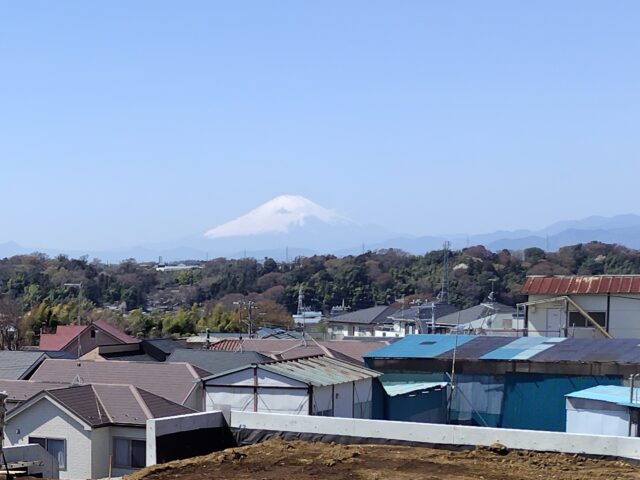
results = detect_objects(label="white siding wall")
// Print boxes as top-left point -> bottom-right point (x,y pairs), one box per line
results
566,398 -> 630,436
4,398 -> 92,480
91,427 -> 110,479
609,296 -> 640,338
527,294 -> 640,338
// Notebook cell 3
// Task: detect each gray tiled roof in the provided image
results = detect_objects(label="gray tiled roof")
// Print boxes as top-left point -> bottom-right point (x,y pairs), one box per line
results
167,349 -> 269,375
437,302 -> 516,325
328,305 -> 400,325
0,351 -> 47,380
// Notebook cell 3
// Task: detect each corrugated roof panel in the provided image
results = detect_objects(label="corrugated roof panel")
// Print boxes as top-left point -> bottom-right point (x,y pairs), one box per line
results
566,385 -> 640,407
480,337 -> 566,361
522,275 -> 640,295
435,336 -> 514,361
260,356 -> 380,387
363,334 -> 476,359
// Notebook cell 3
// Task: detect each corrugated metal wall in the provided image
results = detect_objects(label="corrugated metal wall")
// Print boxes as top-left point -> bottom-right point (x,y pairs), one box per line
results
500,373 -> 622,431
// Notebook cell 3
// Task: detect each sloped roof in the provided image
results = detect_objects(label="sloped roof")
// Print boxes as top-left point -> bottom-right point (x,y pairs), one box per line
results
328,305 -> 400,325
437,302 -> 516,326
388,303 -> 461,322
522,275 -> 640,295
0,351 -> 47,380
15,384 -> 195,427
364,334 -> 640,365
30,359 -> 201,405
167,349 -> 269,375
39,325 -> 85,351
566,385 -> 640,408
38,321 -> 140,352
0,379 -> 68,406
203,356 -> 381,387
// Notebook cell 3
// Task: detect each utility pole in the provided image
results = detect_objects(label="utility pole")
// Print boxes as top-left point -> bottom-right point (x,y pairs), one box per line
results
440,241 -> 450,304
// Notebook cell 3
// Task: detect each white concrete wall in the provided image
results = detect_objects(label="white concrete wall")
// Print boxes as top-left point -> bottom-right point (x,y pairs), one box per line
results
609,296 -> 640,338
146,411 -> 225,466
4,397 -> 92,480
229,411 -> 640,460
3,443 -> 59,479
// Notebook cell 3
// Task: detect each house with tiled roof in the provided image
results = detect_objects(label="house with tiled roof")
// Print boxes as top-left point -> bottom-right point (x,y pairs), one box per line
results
4,383 -> 194,479
521,275 -> 640,338
29,359 -> 205,410
39,319 -> 140,357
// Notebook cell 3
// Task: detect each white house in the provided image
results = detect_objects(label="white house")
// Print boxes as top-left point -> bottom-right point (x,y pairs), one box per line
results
202,356 -> 380,418
566,385 -> 640,437
3,384 -> 194,479
521,275 -> 640,338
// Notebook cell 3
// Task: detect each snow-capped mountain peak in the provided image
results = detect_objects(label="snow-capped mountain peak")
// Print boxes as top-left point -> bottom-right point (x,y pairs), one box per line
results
204,195 -> 349,238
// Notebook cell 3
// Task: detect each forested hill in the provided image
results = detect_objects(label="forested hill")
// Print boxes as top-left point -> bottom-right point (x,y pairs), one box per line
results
1,241 -> 640,342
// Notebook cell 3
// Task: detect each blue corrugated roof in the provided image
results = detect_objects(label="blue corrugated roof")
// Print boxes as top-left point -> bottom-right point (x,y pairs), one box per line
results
480,337 -> 566,360
566,385 -> 640,408
363,334 -> 476,358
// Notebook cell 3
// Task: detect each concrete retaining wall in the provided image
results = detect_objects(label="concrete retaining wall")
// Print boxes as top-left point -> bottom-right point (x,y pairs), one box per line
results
229,411 -> 640,461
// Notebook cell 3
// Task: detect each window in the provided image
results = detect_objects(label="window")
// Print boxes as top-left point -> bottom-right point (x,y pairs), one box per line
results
29,437 -> 66,470
90,328 -> 96,338
113,438 -> 146,469
568,311 -> 606,328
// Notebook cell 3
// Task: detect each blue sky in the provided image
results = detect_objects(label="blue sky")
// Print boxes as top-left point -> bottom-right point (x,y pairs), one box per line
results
1,1 -> 639,250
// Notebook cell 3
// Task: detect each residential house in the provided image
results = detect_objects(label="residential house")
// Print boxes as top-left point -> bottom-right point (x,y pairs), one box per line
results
29,359 -> 206,410
327,305 -> 401,339
203,356 -> 380,418
521,275 -> 640,338
3,384 -> 194,479
380,302 -> 460,337
39,320 -> 140,357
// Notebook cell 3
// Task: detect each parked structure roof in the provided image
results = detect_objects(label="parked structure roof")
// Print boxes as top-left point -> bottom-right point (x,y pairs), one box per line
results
365,334 -> 640,366
29,359 -> 201,405
7,384 -> 194,428
522,275 -> 640,295
203,356 -> 381,387
0,351 -> 49,380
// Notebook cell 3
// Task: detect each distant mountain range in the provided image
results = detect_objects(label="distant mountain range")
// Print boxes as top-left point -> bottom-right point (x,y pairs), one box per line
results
3,195 -> 640,262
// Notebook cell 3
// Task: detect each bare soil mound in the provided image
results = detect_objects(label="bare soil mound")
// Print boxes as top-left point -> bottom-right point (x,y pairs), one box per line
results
126,438 -> 640,480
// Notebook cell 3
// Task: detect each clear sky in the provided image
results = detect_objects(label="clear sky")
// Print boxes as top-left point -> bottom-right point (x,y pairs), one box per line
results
1,1 -> 639,250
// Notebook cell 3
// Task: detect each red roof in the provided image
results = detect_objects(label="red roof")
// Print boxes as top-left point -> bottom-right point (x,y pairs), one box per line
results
522,275 -> 640,295
39,325 -> 86,351
39,320 -> 139,351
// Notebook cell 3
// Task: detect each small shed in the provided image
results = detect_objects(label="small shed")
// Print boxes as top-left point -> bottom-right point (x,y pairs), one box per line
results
202,356 -> 381,418
566,385 -> 640,436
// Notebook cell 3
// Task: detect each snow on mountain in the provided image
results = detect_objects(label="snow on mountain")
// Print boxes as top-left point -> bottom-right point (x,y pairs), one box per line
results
204,195 -> 350,238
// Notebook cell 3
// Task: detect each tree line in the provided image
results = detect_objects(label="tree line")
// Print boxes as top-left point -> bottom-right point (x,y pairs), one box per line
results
1,241 -> 639,344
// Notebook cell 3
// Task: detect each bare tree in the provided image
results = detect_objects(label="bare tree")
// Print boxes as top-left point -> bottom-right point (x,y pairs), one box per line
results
0,296 -> 22,350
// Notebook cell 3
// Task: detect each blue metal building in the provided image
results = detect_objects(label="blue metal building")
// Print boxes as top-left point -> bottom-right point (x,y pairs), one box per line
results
364,335 -> 638,431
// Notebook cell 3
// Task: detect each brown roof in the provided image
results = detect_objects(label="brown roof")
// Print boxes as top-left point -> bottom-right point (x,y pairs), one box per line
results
43,384 -> 194,427
210,338 -> 389,364
29,359 -> 200,405
0,380 -> 69,406
522,275 -> 640,295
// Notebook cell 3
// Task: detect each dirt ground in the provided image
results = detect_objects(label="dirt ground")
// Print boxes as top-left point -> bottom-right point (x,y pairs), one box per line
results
126,439 -> 640,480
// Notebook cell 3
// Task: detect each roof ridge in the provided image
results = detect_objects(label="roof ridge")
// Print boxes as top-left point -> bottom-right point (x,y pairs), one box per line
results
91,384 -> 114,424
129,385 -> 153,419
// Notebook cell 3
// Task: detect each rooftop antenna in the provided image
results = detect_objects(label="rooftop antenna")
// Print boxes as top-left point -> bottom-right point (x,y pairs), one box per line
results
440,241 -> 450,304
